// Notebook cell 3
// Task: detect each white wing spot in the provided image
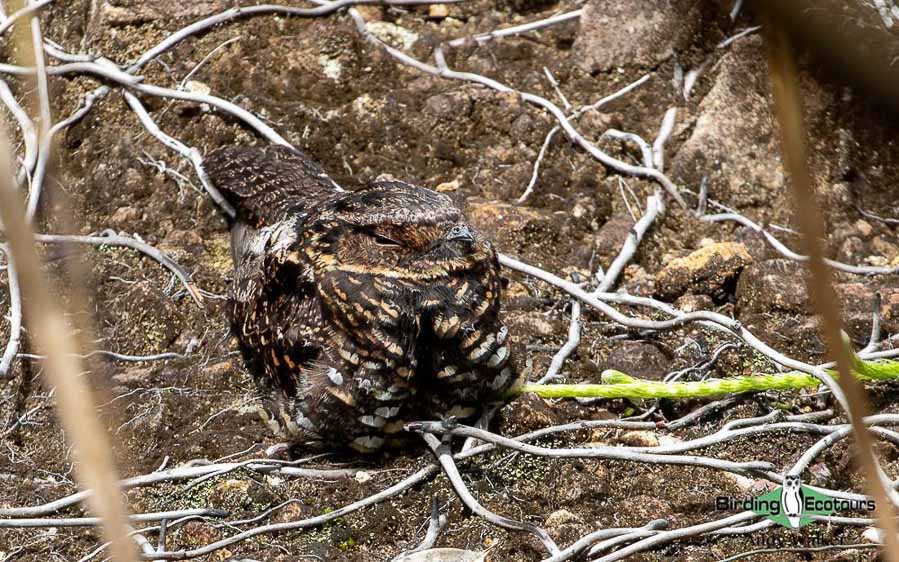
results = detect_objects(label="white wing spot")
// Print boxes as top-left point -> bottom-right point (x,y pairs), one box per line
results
487,346 -> 509,367
327,368 -> 344,386
359,415 -> 386,428
352,435 -> 386,451
375,406 -> 401,418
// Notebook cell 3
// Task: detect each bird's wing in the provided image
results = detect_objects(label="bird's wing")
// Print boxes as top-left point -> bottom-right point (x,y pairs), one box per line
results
231,223 -> 325,398
204,145 -> 337,227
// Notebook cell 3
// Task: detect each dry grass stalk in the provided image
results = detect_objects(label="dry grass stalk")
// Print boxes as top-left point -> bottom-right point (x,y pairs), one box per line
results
0,130 -> 138,561
0,1 -> 137,559
764,19 -> 899,558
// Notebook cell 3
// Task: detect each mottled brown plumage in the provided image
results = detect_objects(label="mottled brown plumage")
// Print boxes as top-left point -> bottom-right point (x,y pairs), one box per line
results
205,145 -> 518,452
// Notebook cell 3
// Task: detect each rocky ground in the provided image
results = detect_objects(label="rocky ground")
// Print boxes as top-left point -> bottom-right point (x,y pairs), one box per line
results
2,0 -> 899,560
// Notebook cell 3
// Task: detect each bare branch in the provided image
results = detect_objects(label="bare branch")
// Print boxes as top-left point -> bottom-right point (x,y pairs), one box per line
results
27,83 -> 98,220
651,107 -> 677,171
0,100 -> 137,562
0,0 -> 52,35
0,508 -> 226,528
409,421 -> 775,474
517,125 -> 558,204
447,9 -> 582,48
122,90 -> 236,219
600,129 -> 653,168
595,191 -> 664,293
0,77 -> 37,183
0,247 -> 22,378
535,298 -> 580,384
497,252 -> 853,413
131,0 -> 464,73
422,433 -> 561,557
33,231 -> 204,306
349,9 -> 688,208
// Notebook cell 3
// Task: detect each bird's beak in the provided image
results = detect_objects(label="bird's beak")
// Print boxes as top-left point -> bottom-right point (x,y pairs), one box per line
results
448,225 -> 475,243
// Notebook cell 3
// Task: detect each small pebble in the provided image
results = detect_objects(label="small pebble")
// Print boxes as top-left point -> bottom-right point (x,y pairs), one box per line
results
428,4 -> 449,18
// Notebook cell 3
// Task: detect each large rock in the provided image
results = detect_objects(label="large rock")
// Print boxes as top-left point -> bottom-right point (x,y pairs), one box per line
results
593,213 -> 635,266
467,199 -> 589,269
838,284 -> 899,340
499,393 -> 562,434
655,242 -> 753,300
737,259 -> 899,351
603,341 -> 670,380
734,259 -> 817,354
670,36 -> 786,209
574,0 -> 700,73
735,259 -> 808,315
878,288 -> 899,333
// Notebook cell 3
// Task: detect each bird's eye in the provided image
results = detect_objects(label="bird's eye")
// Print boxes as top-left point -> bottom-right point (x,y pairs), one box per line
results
446,224 -> 474,243
373,233 -> 402,247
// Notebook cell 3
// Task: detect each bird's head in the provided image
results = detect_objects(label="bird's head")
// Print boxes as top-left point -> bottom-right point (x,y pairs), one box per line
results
305,180 -> 496,280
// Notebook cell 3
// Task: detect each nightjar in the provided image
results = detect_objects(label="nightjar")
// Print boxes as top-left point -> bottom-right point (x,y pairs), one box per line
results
205,145 -> 518,453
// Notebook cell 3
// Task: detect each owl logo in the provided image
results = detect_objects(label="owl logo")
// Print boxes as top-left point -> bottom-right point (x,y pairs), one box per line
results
781,475 -> 805,529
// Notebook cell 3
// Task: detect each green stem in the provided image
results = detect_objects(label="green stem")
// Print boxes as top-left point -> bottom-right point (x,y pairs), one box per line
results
510,356 -> 899,401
